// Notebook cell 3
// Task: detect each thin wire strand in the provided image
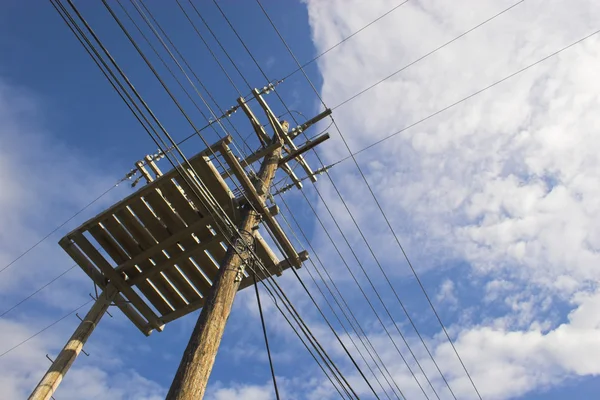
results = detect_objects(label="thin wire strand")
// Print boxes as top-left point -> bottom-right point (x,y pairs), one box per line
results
272,189 -> 407,399
275,201 -> 404,400
253,273 -> 281,400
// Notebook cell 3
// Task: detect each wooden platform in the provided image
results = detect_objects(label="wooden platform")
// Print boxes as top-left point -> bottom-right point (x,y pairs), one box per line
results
60,136 -> 306,336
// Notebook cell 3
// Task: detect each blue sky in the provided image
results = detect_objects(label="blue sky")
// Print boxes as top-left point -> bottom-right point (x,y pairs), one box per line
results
2,0 -> 600,399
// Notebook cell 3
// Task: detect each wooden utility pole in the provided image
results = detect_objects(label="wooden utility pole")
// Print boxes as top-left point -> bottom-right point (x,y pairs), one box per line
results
29,285 -> 118,400
166,133 -> 284,400
28,86 -> 330,399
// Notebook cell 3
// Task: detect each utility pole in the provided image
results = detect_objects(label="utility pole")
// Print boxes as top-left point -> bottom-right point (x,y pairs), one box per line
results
28,85 -> 330,399
29,285 -> 118,400
166,130 -> 284,400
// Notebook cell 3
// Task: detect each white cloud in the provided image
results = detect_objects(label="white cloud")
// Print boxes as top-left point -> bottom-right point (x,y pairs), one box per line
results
206,382 -> 275,400
436,279 -> 458,308
302,0 -> 600,398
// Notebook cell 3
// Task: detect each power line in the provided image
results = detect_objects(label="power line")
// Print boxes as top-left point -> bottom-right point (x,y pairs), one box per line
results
275,198 -> 406,399
253,273 -> 281,400
323,25 -> 600,400
58,1 -> 358,393
179,0 -> 252,93
211,2 -> 407,396
255,0 -> 449,397
213,0 -> 434,395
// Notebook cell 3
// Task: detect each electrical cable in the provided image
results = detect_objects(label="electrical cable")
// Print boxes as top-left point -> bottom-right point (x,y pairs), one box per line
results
180,0 -> 252,93
134,0 -> 256,163
216,0 -> 433,396
253,273 -> 281,400
135,3 -> 372,393
255,1 -> 538,397
274,196 -> 407,400
334,25 -> 600,160
254,0 -> 471,397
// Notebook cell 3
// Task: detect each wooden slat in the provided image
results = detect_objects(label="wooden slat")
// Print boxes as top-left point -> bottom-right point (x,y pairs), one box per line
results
126,198 -> 195,310
88,227 -> 175,316
58,237 -> 107,287
129,198 -> 170,239
188,156 -> 234,210
101,216 -> 143,258
115,215 -> 213,275
190,241 -> 225,283
130,237 -> 220,295
88,223 -> 129,266
144,190 -> 186,233
138,193 -> 204,304
184,211 -> 226,286
69,233 -> 163,330
100,213 -> 182,314
157,179 -> 200,226
115,208 -> 157,248
59,237 -> 153,335
62,137 -> 234,238
173,173 -> 210,218
161,297 -> 205,324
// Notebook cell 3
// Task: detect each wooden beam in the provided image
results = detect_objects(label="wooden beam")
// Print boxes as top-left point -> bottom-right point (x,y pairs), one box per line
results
220,141 -> 282,179
218,141 -> 302,268
289,108 -> 332,139
279,133 -> 330,165
237,95 -> 302,189
238,250 -> 308,291
166,134 -> 283,400
237,96 -> 270,145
